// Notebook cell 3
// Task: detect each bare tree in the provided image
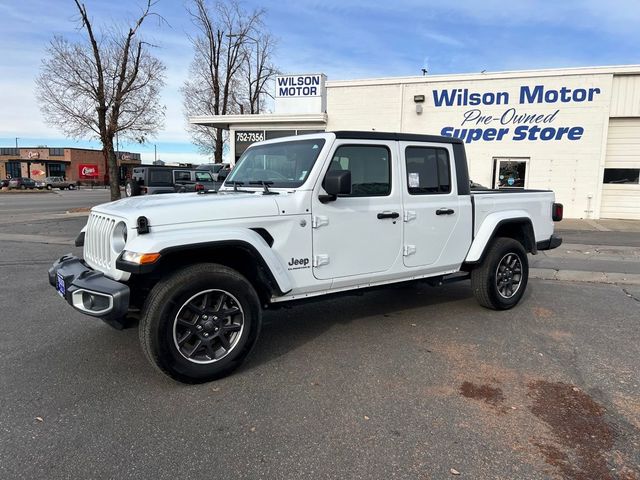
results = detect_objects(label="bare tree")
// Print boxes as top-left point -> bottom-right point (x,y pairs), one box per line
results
241,32 -> 278,115
35,0 -> 166,200
182,0 -> 276,162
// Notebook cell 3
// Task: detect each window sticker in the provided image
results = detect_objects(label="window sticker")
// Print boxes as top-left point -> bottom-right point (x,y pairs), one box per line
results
408,172 -> 420,188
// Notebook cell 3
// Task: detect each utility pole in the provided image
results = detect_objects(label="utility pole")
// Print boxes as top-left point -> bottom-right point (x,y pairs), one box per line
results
154,144 -> 157,164
15,137 -> 19,150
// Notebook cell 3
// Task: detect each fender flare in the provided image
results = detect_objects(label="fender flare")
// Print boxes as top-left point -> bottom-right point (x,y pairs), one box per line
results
465,211 -> 535,264
117,227 -> 293,294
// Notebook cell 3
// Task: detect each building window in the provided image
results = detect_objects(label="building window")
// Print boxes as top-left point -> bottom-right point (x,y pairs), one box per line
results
48,163 -> 66,177
603,168 -> 640,184
7,161 -> 21,178
1,148 -> 19,156
405,147 -> 451,194
328,145 -> 391,196
49,148 -> 65,156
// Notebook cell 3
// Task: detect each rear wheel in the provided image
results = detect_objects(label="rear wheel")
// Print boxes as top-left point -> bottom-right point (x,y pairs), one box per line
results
471,237 -> 528,310
139,264 -> 262,383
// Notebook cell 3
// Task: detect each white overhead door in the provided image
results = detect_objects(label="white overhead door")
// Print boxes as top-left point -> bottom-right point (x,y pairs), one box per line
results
600,119 -> 640,219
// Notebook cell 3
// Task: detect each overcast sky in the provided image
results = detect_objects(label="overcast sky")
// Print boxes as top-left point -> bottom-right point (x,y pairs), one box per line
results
1,0 -> 639,164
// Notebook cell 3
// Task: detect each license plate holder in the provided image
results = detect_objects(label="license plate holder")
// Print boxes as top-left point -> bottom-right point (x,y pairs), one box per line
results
56,273 -> 66,298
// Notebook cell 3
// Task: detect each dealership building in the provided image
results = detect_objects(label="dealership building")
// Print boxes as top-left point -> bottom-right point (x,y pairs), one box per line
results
191,65 -> 640,219
0,147 -> 141,184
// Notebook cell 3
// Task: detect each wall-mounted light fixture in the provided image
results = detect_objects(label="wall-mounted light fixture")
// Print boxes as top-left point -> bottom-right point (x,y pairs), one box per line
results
414,94 -> 425,114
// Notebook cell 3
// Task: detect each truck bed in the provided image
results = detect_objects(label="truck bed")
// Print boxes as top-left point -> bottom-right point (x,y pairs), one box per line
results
471,189 -> 555,242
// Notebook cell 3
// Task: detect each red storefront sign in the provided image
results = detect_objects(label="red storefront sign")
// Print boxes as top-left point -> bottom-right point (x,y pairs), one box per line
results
79,164 -> 99,178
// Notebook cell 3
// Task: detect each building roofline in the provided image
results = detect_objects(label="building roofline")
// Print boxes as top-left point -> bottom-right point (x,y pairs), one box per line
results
0,146 -> 141,154
326,64 -> 640,88
189,113 -> 328,129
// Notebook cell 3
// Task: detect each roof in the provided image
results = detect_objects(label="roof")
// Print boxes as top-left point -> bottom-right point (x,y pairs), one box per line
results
333,131 -> 463,144
326,64 -> 640,88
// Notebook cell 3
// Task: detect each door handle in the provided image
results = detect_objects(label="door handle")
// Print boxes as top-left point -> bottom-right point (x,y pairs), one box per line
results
377,211 -> 400,219
436,208 -> 455,215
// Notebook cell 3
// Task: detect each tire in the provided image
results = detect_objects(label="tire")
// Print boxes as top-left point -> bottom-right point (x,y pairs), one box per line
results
125,179 -> 140,197
46,185 -> 52,190
20,185 -> 25,190
139,263 -> 262,383
471,237 -> 529,310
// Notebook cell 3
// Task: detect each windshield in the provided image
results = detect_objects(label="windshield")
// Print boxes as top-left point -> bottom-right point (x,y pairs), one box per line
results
225,138 -> 325,188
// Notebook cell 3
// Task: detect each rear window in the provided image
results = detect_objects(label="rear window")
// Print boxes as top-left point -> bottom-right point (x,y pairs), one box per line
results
195,172 -> 213,181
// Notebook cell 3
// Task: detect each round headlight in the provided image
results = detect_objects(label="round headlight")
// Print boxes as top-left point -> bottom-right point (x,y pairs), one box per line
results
111,222 -> 128,253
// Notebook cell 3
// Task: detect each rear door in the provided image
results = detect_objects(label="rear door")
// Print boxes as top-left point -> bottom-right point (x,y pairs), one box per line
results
311,140 -> 402,280
400,142 -> 472,271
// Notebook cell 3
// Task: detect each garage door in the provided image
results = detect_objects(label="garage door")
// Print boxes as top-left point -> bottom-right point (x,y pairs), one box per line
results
600,119 -> 640,220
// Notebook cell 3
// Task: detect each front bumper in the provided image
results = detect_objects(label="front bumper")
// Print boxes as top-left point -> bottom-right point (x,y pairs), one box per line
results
536,234 -> 563,251
48,255 -> 130,320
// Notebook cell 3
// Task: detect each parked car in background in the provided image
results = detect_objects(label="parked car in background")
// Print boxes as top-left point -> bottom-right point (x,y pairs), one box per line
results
45,176 -> 75,190
1,179 -> 9,188
125,166 -> 217,196
8,177 -> 36,190
196,163 -> 231,181
35,180 -> 46,189
174,170 -> 217,193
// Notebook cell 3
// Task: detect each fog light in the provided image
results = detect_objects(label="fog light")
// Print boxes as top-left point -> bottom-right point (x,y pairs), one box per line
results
71,289 -> 113,315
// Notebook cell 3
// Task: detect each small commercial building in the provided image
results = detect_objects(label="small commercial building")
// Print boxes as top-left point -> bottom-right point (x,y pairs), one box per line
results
191,66 -> 640,219
0,147 -> 141,184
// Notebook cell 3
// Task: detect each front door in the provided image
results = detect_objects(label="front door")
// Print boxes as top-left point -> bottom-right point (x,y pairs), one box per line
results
311,141 -> 402,280
493,157 -> 529,189
400,142 -> 471,270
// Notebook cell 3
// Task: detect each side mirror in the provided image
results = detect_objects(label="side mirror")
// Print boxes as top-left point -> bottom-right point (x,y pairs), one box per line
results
320,169 -> 351,203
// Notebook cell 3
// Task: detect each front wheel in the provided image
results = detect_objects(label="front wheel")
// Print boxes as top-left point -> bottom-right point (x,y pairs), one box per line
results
139,264 -> 262,383
471,237 -> 529,310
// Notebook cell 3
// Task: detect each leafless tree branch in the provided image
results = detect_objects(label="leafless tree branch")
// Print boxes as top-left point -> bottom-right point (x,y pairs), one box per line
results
35,0 -> 166,200
182,0 -> 277,161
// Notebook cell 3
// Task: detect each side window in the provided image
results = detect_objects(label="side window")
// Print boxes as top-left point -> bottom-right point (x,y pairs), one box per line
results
195,171 -> 212,182
405,147 -> 451,194
149,169 -> 172,185
328,145 -> 391,196
174,170 -> 191,182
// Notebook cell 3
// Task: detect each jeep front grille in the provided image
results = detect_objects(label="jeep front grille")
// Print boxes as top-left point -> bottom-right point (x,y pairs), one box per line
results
84,213 -> 117,268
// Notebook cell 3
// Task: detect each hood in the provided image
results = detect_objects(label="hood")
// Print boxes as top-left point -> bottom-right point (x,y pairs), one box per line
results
92,191 -> 281,226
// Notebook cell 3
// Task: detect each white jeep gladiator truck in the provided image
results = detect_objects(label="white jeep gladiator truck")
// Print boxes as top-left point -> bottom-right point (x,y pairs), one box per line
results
49,131 -> 563,383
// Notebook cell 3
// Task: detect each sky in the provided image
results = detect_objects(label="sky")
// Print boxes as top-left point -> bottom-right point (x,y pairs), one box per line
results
1,0 -> 639,164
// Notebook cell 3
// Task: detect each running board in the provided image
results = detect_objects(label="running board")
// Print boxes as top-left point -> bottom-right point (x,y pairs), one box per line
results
424,272 -> 470,287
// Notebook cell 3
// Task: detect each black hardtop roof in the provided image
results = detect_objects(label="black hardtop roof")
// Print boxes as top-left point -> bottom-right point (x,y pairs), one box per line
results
332,131 -> 463,145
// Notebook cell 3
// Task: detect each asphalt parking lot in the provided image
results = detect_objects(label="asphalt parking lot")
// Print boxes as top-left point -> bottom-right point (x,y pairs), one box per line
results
1,191 -> 639,479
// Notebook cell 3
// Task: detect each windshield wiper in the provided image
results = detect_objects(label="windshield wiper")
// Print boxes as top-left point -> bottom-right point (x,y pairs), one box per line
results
249,180 -> 279,195
226,180 -> 252,193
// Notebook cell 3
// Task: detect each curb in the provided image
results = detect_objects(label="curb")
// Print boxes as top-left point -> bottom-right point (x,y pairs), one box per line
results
530,268 -> 640,286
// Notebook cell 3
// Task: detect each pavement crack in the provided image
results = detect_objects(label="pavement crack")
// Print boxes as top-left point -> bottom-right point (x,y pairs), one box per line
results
621,288 -> 640,303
